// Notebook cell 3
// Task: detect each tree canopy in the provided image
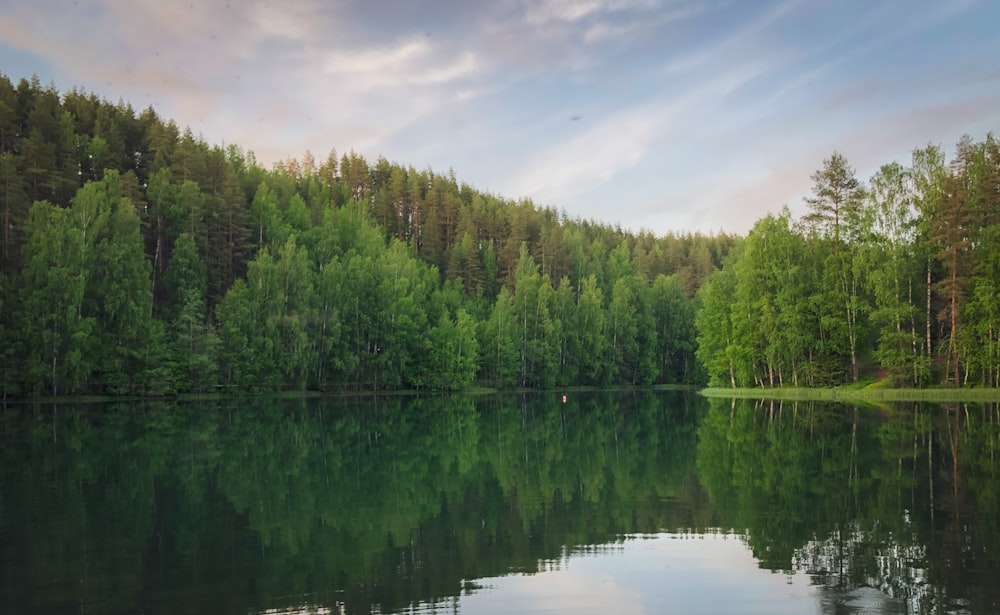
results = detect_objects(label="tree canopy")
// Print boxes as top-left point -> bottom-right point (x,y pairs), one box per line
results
1,74 -> 997,395
0,75 -> 723,396
696,136 -> 1000,388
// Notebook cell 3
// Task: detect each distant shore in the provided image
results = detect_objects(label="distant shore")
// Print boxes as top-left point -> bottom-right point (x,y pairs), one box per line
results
699,387 -> 1000,402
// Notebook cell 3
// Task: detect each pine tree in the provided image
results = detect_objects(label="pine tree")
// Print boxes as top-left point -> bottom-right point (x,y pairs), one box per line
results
0,153 -> 29,274
803,152 -> 867,381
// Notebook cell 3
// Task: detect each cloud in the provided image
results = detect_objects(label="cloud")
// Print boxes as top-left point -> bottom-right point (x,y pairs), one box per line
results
506,110 -> 653,201
247,1 -> 325,42
2,0 -> 999,237
428,52 -> 479,83
325,39 -> 429,75
634,81 -> 1000,235
496,0 -> 1000,234
503,59 -> 768,210
582,22 -> 634,43
658,0 -> 804,77
579,6 -> 704,44
521,0 -> 658,25
322,38 -> 478,89
0,0 -> 493,166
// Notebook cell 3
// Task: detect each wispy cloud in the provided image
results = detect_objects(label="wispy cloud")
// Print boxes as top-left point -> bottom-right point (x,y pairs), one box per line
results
581,3 -> 703,43
324,39 -> 478,90
325,40 -> 429,75
521,0 -> 659,25
1,0 -> 998,234
657,0 -> 803,77
505,60 -> 768,205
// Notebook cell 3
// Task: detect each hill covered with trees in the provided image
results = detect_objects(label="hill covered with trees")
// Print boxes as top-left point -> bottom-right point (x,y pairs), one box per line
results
2,75 -> 996,397
0,75 -> 732,396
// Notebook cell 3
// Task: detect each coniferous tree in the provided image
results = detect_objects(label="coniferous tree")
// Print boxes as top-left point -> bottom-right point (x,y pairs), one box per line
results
803,152 -> 867,381
163,232 -> 219,392
963,135 -> 1000,385
0,153 -> 29,274
928,138 -> 979,385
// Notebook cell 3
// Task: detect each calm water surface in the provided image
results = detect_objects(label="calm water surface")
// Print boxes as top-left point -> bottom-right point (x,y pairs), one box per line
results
1,392 -> 997,614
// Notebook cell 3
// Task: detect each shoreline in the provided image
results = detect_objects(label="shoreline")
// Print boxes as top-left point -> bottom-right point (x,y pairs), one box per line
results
699,387 -> 1000,402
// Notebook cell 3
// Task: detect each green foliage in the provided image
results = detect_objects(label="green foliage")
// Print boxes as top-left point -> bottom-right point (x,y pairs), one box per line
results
17,200 -> 91,394
862,163 -> 926,385
0,273 -> 10,396
480,288 -> 520,387
217,236 -> 314,391
697,136 -> 1000,389
15,171 -> 154,394
575,275 -> 609,385
413,310 -> 479,389
650,273 -> 700,384
509,243 -> 559,387
696,252 -> 739,387
0,152 -> 30,274
164,233 -> 218,392
12,75 -> 1000,395
0,74 -> 719,395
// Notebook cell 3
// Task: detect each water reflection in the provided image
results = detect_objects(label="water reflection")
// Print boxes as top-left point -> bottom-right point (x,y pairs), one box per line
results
0,393 -> 997,614
698,397 -> 1000,614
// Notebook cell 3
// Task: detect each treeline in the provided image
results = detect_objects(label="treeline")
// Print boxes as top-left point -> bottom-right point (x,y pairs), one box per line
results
0,75 -> 731,396
696,137 -> 1000,388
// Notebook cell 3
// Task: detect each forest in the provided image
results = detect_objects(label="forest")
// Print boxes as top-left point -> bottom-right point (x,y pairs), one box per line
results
0,74 -> 996,396
696,137 -> 1000,389
0,75 -> 730,396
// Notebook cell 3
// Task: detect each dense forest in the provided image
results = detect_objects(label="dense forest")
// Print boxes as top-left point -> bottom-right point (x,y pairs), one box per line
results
696,137 -> 1000,388
0,75 -> 732,396
1,75 -> 997,396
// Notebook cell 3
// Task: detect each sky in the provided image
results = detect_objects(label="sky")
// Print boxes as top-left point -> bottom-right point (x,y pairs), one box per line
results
452,533 -> 827,614
2,0 -> 999,235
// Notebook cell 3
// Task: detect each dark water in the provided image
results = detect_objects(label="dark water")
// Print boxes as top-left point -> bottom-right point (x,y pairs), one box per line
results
1,392 -> 998,614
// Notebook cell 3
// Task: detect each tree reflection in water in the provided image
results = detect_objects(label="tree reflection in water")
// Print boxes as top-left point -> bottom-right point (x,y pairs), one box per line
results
0,393 -> 997,614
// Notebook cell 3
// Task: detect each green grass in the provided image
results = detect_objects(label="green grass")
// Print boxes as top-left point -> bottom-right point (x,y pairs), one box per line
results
699,386 -> 1000,402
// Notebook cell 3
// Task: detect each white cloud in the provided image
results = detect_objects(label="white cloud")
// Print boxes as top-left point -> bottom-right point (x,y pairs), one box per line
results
321,38 -> 479,93
583,22 -> 633,43
505,60 -> 767,209
250,3 -> 317,41
521,0 -> 659,25
3,0 -> 999,236
424,52 -> 479,84
659,0 -> 803,77
325,39 -> 430,75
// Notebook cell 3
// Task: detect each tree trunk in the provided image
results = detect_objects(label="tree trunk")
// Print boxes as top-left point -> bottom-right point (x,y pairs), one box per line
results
950,246 -> 960,387
926,258 -> 932,361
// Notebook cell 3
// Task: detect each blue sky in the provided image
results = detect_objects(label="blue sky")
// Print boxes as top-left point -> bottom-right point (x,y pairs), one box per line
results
2,0 -> 998,234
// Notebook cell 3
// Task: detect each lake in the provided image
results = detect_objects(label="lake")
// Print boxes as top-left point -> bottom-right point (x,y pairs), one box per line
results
1,392 -> 997,614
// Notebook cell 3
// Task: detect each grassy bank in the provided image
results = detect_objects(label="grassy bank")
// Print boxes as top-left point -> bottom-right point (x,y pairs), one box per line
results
699,386 -> 1000,402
